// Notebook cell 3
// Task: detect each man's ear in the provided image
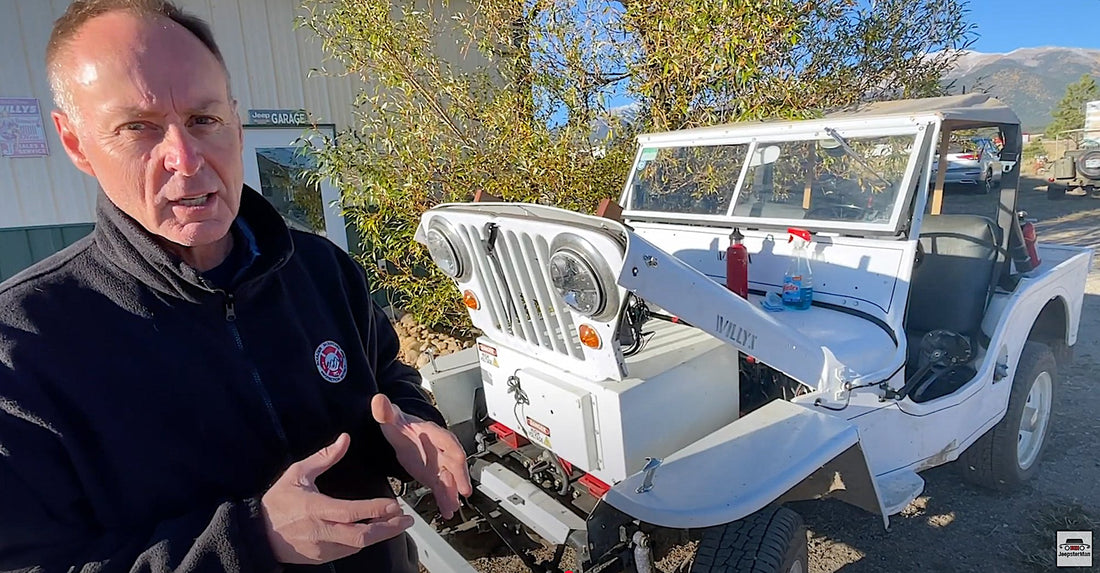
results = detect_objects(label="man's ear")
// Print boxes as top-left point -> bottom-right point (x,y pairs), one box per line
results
232,99 -> 243,146
52,110 -> 95,177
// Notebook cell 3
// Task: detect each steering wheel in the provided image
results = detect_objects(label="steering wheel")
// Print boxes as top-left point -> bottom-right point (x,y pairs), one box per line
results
897,329 -> 974,401
806,203 -> 868,221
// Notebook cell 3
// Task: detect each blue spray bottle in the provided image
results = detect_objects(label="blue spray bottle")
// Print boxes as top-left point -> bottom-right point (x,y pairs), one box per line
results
782,228 -> 813,310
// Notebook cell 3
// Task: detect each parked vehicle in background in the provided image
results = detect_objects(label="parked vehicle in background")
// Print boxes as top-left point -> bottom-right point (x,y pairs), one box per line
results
1047,139 -> 1100,199
933,136 -> 1001,194
404,95 -> 1092,573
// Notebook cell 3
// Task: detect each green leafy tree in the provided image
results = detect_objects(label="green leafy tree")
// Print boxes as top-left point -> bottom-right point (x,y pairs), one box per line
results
1046,75 -> 1100,140
299,0 -> 975,331
619,0 -> 975,131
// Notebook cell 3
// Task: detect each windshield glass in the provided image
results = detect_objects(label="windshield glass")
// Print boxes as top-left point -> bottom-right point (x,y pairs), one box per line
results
627,131 -> 918,226
629,144 -> 749,215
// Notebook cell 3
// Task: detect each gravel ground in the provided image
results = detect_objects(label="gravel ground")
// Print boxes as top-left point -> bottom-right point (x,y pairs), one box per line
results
405,175 -> 1100,573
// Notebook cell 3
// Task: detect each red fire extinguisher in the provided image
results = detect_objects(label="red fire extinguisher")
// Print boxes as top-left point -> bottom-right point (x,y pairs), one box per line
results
1020,212 -> 1041,269
726,228 -> 750,299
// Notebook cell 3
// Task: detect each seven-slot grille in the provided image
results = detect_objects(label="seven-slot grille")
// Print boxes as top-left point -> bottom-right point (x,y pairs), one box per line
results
454,221 -> 586,360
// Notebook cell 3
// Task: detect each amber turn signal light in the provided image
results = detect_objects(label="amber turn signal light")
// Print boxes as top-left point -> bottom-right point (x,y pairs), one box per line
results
579,324 -> 601,349
463,290 -> 480,310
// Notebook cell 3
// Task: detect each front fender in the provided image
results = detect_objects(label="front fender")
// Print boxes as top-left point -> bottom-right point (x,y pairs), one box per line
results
601,399 -> 886,529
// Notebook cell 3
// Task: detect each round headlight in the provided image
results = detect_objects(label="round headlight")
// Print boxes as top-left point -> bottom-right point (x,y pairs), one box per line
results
425,227 -> 463,279
549,249 -> 605,316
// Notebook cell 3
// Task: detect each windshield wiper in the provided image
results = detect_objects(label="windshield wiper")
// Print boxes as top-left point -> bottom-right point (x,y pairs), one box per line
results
824,127 -> 892,188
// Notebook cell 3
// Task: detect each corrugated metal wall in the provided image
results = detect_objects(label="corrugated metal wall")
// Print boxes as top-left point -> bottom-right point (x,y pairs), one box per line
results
1085,100 -> 1100,141
177,0 -> 364,130
1,0 -> 483,281
1,0 -> 100,230
0,0 -> 368,230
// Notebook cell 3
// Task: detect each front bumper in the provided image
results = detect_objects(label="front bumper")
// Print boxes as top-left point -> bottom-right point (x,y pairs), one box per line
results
472,459 -> 588,548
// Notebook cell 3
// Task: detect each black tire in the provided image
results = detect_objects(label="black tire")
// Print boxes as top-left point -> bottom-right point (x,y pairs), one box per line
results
957,342 -> 1056,491
1075,149 -> 1100,179
691,507 -> 807,573
1047,183 -> 1066,200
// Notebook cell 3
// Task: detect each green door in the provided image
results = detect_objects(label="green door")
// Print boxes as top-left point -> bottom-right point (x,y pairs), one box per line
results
0,223 -> 95,283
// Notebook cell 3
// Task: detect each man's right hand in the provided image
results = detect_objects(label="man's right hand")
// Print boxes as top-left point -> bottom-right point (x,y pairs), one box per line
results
260,433 -> 414,565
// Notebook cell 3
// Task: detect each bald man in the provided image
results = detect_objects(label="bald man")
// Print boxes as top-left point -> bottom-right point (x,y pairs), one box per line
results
0,1 -> 470,572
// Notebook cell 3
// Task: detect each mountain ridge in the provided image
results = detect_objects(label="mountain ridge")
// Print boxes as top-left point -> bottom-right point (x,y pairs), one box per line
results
942,47 -> 1100,131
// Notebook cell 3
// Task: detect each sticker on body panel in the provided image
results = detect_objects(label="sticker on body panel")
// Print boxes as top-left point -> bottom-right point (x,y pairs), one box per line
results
526,416 -> 552,448
479,342 -> 499,368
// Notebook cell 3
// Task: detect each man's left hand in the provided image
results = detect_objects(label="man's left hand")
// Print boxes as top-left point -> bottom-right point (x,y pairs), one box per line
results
372,394 -> 473,519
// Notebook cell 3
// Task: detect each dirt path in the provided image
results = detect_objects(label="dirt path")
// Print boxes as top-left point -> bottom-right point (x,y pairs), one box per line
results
801,176 -> 1100,573
464,176 -> 1100,573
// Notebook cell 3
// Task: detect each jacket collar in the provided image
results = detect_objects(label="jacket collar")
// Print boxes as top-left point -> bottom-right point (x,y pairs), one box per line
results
93,185 -> 294,302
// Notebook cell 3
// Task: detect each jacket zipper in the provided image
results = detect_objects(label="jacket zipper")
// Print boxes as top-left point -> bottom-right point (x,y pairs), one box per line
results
223,293 -> 291,457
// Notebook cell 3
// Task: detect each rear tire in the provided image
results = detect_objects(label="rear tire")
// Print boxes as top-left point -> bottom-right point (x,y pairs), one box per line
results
691,507 -> 807,573
1075,149 -> 1100,179
957,342 -> 1056,491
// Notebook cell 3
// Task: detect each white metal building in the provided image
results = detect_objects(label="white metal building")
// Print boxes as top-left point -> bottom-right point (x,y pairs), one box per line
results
1,0 -> 478,281
1084,100 -> 1100,142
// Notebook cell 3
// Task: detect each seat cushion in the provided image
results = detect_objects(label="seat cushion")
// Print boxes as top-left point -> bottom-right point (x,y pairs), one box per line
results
907,214 -> 1001,337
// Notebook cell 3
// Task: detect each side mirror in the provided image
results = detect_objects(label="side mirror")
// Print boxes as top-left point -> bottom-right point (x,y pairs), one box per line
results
749,145 -> 781,167
1002,161 -> 1017,173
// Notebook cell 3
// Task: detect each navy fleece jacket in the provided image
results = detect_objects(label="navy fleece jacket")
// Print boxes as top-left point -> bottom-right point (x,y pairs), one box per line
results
0,187 -> 444,573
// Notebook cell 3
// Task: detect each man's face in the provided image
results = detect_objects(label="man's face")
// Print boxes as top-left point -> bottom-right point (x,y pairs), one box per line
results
53,12 -> 243,250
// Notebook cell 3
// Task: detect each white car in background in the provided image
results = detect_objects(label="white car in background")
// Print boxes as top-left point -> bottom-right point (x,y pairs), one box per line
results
933,136 -> 1001,194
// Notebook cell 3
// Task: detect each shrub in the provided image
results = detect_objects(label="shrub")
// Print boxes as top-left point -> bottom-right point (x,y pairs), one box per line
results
300,0 -> 974,332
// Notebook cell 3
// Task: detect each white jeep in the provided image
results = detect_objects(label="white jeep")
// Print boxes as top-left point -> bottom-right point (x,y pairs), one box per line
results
402,95 -> 1093,573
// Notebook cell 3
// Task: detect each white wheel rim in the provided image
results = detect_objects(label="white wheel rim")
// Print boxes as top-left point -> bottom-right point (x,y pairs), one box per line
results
1017,371 -> 1053,470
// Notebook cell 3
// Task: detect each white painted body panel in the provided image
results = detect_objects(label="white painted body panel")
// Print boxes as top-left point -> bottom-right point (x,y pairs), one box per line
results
851,243 -> 1094,477
418,348 -> 482,427
485,367 -> 601,469
630,222 -> 915,320
479,322 -> 741,484
602,399 -> 868,528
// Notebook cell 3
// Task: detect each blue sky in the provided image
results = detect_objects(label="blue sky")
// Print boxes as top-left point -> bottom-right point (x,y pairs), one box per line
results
578,0 -> 1099,120
967,0 -> 1100,52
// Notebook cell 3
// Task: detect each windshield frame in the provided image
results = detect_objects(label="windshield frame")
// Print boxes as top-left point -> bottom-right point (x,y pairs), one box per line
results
620,122 -> 934,235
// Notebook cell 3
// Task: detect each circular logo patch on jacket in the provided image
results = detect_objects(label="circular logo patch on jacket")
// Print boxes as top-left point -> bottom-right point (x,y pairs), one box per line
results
314,341 -> 347,383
